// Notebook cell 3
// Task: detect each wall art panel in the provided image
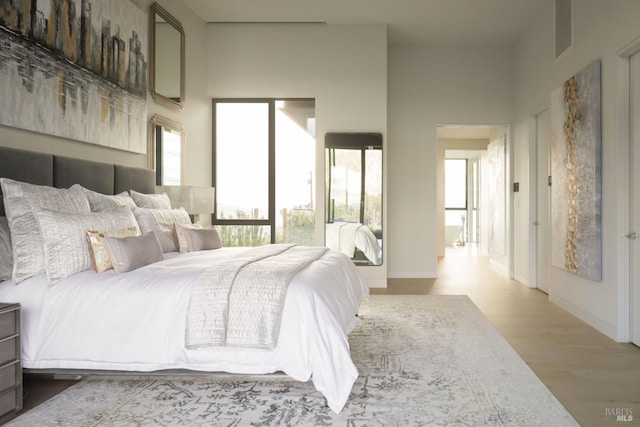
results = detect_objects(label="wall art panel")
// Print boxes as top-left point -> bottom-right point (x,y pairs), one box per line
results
550,60 -> 602,281
0,0 -> 147,153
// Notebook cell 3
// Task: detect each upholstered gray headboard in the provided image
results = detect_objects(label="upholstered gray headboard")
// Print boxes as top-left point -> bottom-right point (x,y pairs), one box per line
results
0,146 -> 156,216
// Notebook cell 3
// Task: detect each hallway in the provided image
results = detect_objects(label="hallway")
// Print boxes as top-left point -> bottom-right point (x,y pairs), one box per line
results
371,253 -> 640,427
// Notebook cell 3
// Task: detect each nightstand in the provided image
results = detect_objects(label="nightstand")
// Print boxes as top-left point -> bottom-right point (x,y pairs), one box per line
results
0,303 -> 21,424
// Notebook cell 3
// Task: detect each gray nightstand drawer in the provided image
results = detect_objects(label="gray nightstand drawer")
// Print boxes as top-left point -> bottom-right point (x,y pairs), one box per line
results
0,337 -> 17,367
0,386 -> 19,417
0,362 -> 18,393
0,310 -> 16,340
0,303 -> 21,423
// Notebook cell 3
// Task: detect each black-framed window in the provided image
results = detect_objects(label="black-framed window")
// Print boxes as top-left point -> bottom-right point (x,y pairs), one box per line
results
212,98 -> 316,247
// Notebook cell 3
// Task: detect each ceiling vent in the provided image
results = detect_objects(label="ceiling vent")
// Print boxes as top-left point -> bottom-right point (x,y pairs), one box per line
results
555,0 -> 573,61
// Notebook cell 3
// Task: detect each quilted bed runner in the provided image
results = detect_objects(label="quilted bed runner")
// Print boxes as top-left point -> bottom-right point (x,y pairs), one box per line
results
186,244 -> 328,350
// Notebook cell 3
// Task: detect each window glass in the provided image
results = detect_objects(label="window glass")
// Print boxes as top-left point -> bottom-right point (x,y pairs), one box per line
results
215,103 -> 269,220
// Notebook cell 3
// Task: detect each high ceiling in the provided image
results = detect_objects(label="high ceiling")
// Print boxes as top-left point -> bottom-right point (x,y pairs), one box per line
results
182,0 -> 547,46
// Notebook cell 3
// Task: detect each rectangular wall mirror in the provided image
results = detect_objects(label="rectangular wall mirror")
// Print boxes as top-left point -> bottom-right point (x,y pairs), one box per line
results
325,132 -> 382,266
149,2 -> 185,110
148,115 -> 185,186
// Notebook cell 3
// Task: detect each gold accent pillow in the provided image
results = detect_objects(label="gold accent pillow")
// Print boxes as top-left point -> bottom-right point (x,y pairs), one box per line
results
87,227 -> 140,273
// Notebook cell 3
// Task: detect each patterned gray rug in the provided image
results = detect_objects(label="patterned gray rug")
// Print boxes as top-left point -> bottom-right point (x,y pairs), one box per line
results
10,295 -> 578,426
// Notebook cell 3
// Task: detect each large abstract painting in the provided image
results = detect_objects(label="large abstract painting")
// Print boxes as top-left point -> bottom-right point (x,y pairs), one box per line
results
0,0 -> 147,153
550,60 -> 602,281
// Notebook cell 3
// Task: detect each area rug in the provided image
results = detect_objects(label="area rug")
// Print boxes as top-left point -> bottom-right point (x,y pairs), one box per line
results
9,295 -> 579,426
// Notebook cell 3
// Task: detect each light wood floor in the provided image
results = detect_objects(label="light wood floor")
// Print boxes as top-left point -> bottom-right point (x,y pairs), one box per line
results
16,248 -> 640,426
371,247 -> 640,427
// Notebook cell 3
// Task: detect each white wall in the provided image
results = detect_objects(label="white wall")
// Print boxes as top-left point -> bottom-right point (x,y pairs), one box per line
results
387,46 -> 514,278
136,0 -> 212,189
205,23 -> 388,286
513,0 -> 640,340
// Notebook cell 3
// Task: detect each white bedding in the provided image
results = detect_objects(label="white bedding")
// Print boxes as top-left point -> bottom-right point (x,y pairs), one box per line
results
0,247 -> 369,413
326,222 -> 382,264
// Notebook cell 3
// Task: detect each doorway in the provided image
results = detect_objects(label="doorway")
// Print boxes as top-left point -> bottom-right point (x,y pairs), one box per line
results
533,106 -> 551,294
630,49 -> 640,346
437,125 -> 510,267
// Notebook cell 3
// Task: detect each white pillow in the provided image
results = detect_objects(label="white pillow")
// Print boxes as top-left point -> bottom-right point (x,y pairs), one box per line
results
34,207 -> 139,285
130,190 -> 171,209
0,218 -> 12,281
0,178 -> 90,283
133,207 -> 191,252
174,223 -> 223,252
104,232 -> 164,273
75,185 -> 136,211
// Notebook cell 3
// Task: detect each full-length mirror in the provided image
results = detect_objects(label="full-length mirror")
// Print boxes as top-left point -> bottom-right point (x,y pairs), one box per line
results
149,2 -> 185,110
148,115 -> 185,185
325,132 -> 382,266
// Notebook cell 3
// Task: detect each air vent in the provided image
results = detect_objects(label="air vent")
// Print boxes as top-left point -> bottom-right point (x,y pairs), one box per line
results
555,0 -> 573,61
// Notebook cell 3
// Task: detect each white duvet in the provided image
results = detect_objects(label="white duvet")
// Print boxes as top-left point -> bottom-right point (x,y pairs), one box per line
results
0,247 -> 369,413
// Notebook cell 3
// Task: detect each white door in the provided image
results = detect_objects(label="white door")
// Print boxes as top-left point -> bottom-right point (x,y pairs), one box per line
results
630,51 -> 640,346
535,108 -> 551,294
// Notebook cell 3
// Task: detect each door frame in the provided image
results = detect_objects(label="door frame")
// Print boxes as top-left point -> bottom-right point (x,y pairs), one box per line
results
436,124 -> 513,276
528,100 -> 551,291
614,36 -> 640,342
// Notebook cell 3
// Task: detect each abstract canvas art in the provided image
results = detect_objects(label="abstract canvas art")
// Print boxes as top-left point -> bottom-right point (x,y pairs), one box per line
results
0,0 -> 147,153
550,60 -> 602,281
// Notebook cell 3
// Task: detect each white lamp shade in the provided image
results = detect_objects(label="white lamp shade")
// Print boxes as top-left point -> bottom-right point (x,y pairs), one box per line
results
158,186 -> 215,214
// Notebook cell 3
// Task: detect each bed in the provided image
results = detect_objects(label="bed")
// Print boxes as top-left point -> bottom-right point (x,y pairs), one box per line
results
0,146 -> 369,413
325,221 -> 382,265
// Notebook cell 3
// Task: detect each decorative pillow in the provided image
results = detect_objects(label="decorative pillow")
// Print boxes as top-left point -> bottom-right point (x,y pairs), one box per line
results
130,190 -> 172,209
0,218 -> 12,281
87,227 -> 140,273
174,223 -> 223,252
0,178 -> 90,283
188,227 -> 223,251
132,207 -> 191,253
104,232 -> 164,274
34,207 -> 139,285
75,185 -> 136,212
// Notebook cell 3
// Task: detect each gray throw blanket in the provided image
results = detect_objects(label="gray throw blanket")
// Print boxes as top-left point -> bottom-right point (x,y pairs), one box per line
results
186,244 -> 328,350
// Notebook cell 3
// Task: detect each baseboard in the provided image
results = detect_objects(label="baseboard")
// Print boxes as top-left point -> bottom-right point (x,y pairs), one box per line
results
513,273 -> 532,287
549,293 -> 618,341
366,279 -> 388,288
387,271 -> 437,279
489,258 -> 508,275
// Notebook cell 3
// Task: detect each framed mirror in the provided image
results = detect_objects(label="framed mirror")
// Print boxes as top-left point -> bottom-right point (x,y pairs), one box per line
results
148,115 -> 185,185
149,2 -> 185,110
325,132 -> 383,266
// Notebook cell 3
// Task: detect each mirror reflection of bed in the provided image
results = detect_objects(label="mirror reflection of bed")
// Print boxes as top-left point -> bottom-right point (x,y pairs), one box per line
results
325,132 -> 383,266
325,221 -> 381,265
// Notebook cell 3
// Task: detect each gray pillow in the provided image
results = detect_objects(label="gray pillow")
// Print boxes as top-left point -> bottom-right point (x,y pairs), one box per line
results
1,178 -> 91,283
174,223 -> 223,252
34,207 -> 139,285
132,207 -> 191,252
130,190 -> 171,209
104,232 -> 164,273
0,218 -> 12,281
188,228 -> 223,251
